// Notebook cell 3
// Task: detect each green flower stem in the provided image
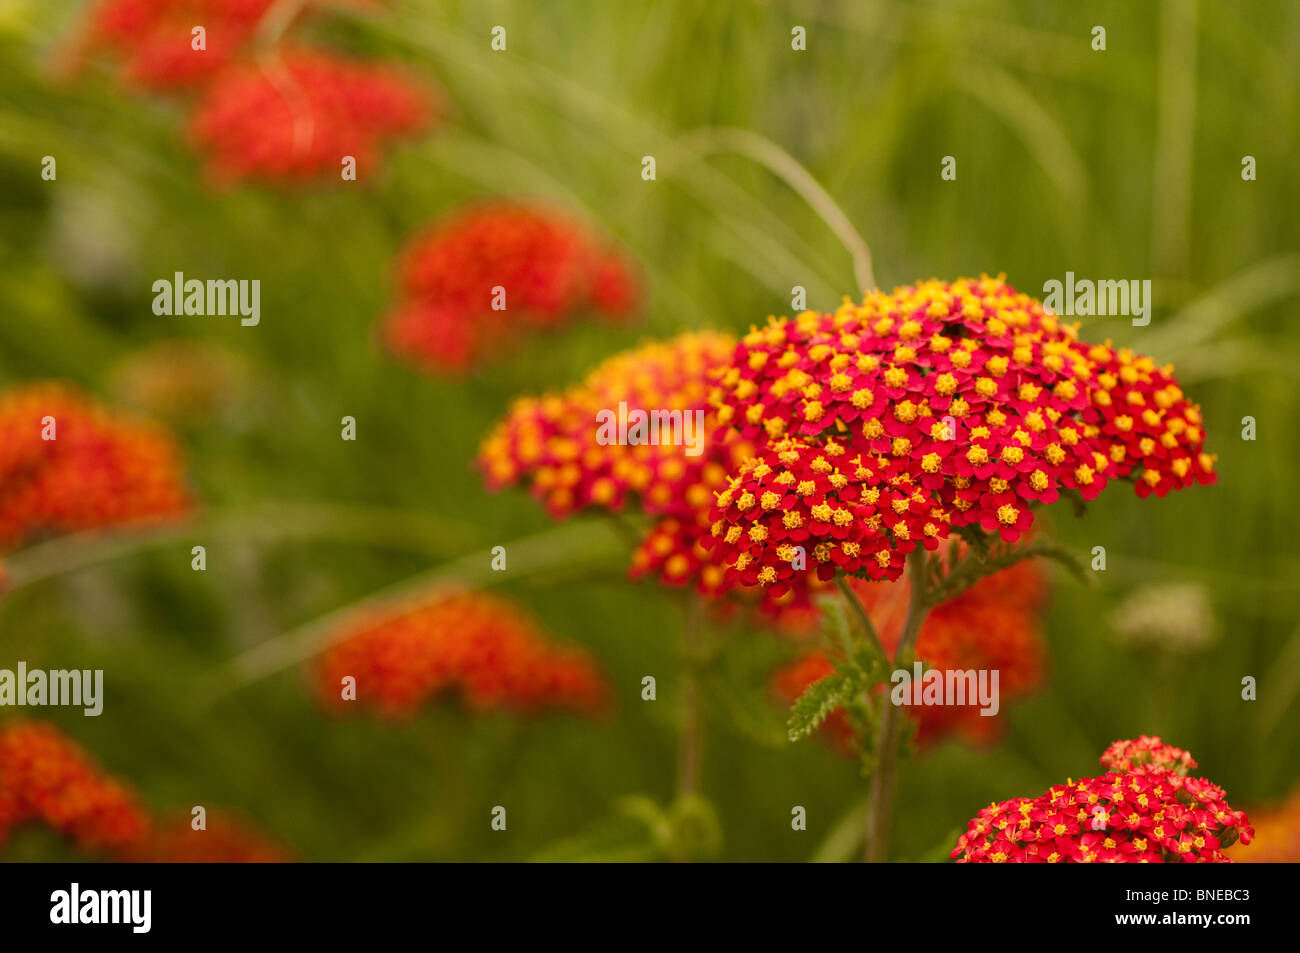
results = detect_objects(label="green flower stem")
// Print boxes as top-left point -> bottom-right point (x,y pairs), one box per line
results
864,546 -> 931,862
833,574 -> 887,662
677,598 -> 704,803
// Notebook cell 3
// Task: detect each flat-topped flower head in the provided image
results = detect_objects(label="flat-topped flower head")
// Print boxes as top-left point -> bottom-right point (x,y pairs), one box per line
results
188,49 -> 432,184
0,721 -> 150,857
0,383 -> 193,549
315,591 -> 608,717
480,332 -> 754,597
708,276 -> 1215,577
386,203 -> 639,372
952,738 -> 1252,863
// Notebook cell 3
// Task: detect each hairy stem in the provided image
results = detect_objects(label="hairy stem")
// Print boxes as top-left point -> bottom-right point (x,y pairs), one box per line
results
864,547 -> 930,862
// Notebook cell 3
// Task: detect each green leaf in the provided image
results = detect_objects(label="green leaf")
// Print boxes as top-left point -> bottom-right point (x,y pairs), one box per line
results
787,672 -> 852,742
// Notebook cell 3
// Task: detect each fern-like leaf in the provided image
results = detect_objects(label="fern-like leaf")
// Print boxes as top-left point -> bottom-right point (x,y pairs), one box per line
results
787,672 -> 852,742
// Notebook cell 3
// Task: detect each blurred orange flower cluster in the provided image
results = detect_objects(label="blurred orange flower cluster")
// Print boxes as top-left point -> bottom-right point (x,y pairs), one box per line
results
1231,787 -> 1300,863
0,382 -> 192,550
0,719 -> 149,856
315,590 -> 609,718
386,203 -> 640,373
0,720 -> 286,862
69,0 -> 433,183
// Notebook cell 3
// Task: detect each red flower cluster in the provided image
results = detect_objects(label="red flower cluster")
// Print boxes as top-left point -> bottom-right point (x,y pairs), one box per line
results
0,720 -> 288,861
71,1 -> 434,184
773,550 -> 1046,748
705,276 -> 1216,595
1100,734 -> 1197,775
0,383 -> 192,550
189,50 -> 431,184
315,591 -> 609,717
952,737 -> 1253,863
0,720 -> 150,857
479,332 -> 752,594
386,204 -> 640,372
81,0 -> 274,89
147,810 -> 289,863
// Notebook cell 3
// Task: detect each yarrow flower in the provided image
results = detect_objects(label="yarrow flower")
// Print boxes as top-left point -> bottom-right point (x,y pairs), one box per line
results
705,434 -> 940,593
479,332 -> 753,595
1099,734 -> 1198,774
705,276 -> 1216,594
67,3 -> 437,187
78,0 -> 275,89
189,49 -> 432,184
773,551 -> 1046,748
0,721 -> 288,861
386,203 -> 640,373
0,383 -> 193,550
146,809 -> 289,863
315,591 -> 609,717
951,737 -> 1252,863
0,720 -> 150,857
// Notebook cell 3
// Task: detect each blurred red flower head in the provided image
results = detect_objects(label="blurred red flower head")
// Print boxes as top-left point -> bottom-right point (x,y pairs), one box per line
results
145,809 -> 290,862
0,720 -> 151,857
0,383 -> 193,550
386,203 -> 640,373
188,49 -> 432,184
315,590 -> 609,718
79,0 -> 275,89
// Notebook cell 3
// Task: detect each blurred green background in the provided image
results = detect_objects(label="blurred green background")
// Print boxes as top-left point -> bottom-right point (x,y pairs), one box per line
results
0,0 -> 1296,861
